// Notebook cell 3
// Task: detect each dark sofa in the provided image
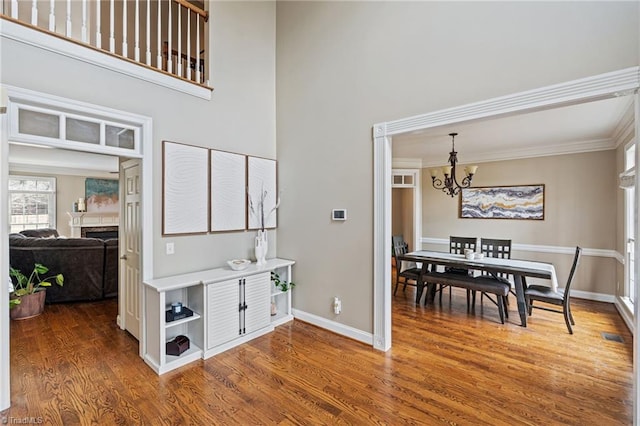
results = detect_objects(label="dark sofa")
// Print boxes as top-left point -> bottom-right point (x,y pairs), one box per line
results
9,229 -> 119,303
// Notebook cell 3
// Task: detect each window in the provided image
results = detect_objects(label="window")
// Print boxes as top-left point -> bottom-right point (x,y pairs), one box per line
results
8,176 -> 56,233
623,143 -> 636,306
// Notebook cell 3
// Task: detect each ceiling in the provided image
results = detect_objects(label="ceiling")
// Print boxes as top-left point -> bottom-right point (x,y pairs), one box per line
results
392,95 -> 634,168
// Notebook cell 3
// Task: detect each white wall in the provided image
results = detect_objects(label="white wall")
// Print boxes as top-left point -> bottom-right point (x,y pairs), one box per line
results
276,1 -> 639,332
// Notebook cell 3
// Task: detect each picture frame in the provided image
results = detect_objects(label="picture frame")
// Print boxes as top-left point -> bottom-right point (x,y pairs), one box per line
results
85,178 -> 119,213
210,149 -> 246,232
162,141 -> 209,235
459,184 -> 545,220
247,156 -> 278,230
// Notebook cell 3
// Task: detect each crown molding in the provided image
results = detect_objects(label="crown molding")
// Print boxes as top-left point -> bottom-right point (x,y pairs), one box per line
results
376,67 -> 640,138
421,137 -> 617,167
613,102 -> 637,149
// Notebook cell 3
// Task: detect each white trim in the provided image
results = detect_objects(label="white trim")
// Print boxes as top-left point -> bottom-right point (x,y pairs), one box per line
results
613,102 -> 637,149
0,91 -> 9,411
420,237 -> 621,260
0,18 -> 212,100
381,67 -> 640,137
571,290 -> 615,304
292,309 -> 373,346
615,296 -> 635,334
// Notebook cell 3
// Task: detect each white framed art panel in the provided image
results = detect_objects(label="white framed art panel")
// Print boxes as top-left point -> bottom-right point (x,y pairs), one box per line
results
247,156 -> 277,230
162,141 -> 209,235
210,150 -> 246,232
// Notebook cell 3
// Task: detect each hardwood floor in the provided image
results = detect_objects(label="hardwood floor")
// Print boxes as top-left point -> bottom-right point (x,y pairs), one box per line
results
1,289 -> 633,425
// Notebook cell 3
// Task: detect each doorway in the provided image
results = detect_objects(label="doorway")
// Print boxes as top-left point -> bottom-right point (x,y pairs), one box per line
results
372,66 -> 640,420
1,85 -> 153,410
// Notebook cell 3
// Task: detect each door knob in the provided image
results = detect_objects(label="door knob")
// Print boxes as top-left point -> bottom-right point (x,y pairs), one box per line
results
120,254 -> 128,260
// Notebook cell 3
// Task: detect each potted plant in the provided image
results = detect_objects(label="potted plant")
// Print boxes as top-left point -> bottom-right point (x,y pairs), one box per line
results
9,263 -> 63,320
271,271 -> 295,292
270,271 -> 295,316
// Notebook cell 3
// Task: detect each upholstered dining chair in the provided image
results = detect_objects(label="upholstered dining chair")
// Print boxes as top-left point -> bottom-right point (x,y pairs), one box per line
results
478,238 -> 513,307
392,235 -> 421,297
525,246 -> 582,334
439,236 -> 477,307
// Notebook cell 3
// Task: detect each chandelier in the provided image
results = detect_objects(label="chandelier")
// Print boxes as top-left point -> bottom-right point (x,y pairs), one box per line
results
430,132 -> 477,197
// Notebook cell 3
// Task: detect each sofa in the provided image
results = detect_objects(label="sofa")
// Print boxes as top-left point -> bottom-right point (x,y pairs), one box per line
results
9,229 -> 119,303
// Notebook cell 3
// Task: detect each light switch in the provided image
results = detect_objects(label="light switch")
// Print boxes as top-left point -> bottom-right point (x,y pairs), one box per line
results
166,242 -> 175,255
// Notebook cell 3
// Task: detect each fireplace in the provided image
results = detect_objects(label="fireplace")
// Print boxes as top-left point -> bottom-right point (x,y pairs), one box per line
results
82,226 -> 119,240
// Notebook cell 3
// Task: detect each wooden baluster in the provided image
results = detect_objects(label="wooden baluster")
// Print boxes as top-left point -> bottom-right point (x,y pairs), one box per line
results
65,0 -> 72,37
81,0 -> 88,43
167,0 -> 172,74
196,14 -> 200,84
146,0 -> 151,65
49,0 -> 56,32
156,0 -> 162,70
95,0 -> 101,49
122,0 -> 128,57
186,9 -> 191,81
177,3 -> 182,77
31,0 -> 38,26
109,0 -> 115,53
11,0 -> 18,19
134,0 -> 140,61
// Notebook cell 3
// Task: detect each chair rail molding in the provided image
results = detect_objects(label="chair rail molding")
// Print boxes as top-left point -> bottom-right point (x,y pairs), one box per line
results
372,67 -> 640,358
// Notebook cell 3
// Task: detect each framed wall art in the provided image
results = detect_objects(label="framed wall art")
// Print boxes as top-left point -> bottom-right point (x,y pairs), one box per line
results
162,141 -> 209,235
85,178 -> 119,213
459,184 -> 545,220
247,156 -> 278,230
210,149 -> 246,232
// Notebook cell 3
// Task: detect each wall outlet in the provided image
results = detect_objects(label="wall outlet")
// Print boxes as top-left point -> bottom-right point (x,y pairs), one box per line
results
166,242 -> 175,255
333,296 -> 342,315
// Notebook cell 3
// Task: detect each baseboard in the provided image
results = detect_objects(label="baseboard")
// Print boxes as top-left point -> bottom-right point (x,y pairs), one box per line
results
614,297 -> 635,334
292,309 -> 373,346
571,290 -> 615,303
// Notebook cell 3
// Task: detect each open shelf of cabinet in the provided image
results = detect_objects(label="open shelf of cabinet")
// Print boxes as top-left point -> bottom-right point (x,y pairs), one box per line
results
270,262 -> 294,327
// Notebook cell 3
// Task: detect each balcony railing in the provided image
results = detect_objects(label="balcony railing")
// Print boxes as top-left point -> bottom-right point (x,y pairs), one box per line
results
0,0 -> 209,87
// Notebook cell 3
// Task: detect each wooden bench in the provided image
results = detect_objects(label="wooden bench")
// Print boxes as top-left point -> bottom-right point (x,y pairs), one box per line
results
418,271 -> 510,323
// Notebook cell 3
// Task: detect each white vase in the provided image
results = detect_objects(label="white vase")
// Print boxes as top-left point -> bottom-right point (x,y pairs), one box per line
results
255,230 -> 268,265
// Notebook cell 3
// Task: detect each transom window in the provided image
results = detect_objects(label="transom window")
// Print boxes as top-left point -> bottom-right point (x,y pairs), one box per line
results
8,175 -> 56,233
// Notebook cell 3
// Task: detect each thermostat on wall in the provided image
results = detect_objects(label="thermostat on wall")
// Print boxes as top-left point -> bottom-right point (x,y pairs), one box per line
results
332,209 -> 347,221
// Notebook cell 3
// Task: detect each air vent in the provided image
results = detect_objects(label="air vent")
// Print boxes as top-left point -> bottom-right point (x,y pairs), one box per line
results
601,332 -> 624,343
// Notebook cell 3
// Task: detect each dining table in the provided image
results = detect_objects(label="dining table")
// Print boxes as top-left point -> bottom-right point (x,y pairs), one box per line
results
399,250 -> 559,327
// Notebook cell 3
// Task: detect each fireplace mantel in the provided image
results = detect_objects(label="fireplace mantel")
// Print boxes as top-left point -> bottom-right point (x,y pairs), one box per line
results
67,212 -> 119,238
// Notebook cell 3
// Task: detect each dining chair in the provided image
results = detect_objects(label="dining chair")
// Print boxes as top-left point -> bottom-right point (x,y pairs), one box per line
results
392,235 -> 421,296
478,238 -> 513,309
524,246 -> 582,334
438,236 -> 477,307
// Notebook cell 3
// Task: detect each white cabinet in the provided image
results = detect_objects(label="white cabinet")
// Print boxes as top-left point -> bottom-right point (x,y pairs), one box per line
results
143,258 -> 294,374
205,272 -> 271,352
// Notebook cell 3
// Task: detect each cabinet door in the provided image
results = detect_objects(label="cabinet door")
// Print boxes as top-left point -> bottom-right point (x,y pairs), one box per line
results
207,278 -> 240,349
244,272 -> 271,335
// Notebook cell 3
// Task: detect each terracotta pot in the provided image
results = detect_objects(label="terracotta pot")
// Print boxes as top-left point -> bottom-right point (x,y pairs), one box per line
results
10,290 -> 46,320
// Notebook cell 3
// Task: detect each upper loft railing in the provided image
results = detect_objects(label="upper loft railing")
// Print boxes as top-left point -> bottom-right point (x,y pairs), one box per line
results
0,0 -> 210,88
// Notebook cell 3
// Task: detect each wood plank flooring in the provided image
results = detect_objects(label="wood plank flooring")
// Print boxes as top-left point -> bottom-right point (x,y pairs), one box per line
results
1,288 -> 633,425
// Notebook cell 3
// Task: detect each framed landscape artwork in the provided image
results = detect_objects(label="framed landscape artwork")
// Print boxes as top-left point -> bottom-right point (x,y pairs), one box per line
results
459,184 -> 545,220
85,178 -> 119,213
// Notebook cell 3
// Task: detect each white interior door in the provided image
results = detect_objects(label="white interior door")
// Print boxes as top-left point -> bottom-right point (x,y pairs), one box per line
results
121,159 -> 141,340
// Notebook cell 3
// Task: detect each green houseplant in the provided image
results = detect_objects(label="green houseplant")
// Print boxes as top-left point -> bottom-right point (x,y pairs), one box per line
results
271,271 -> 295,292
9,263 -> 63,319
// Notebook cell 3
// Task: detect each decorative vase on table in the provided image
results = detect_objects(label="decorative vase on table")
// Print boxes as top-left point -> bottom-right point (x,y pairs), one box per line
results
255,230 -> 268,265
